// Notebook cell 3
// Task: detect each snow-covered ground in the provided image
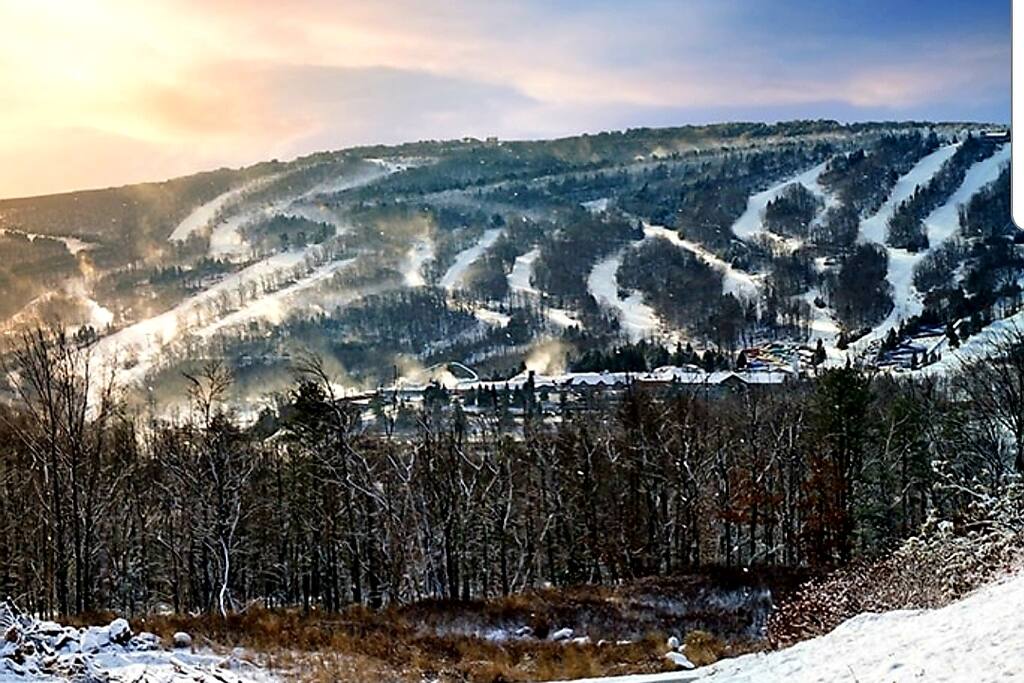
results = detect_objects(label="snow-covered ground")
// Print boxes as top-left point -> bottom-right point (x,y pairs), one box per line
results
440,228 -> 503,291
858,144 -> 1009,348
587,248 -> 664,342
0,228 -> 94,255
404,236 -> 435,287
168,175 -> 279,243
198,161 -> 398,259
643,224 -> 761,301
859,143 -> 961,246
194,257 -> 357,338
546,307 -> 583,329
730,161 -> 831,244
557,569 -> 1024,683
508,246 -> 541,294
0,610 -> 275,683
91,249 -> 314,385
920,309 -> 1024,375
798,288 -> 842,344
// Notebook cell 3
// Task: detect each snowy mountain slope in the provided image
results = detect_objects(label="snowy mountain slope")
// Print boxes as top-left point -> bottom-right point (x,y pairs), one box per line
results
440,228 -> 504,291
90,247 -> 329,385
168,174 -> 281,243
587,248 -> 665,342
857,143 -> 1010,348
509,246 -> 541,294
0,121 -> 1012,398
730,161 -> 831,243
643,224 -> 761,301
859,143 -> 962,246
557,569 -> 1024,683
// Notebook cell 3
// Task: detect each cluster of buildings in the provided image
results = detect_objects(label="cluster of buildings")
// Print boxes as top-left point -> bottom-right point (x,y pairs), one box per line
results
342,363 -> 797,430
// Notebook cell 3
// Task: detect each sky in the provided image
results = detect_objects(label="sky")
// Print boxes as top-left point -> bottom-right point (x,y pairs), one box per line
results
0,0 -> 1010,199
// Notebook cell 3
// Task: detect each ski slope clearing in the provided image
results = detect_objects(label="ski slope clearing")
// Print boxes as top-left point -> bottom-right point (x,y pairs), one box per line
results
404,236 -> 435,287
202,161 -> 399,259
587,249 -> 663,342
168,175 -> 278,243
859,143 -> 961,246
509,246 -> 541,294
91,249 -> 314,386
557,569 -> 1024,683
730,161 -> 831,243
643,224 -> 761,301
921,309 -> 1024,376
194,257 -> 357,338
0,228 -> 94,255
862,144 -> 1009,346
546,307 -> 582,329
440,228 -> 503,291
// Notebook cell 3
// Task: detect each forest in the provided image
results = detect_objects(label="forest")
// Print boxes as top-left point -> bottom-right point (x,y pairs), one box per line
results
1,325 -> 1022,620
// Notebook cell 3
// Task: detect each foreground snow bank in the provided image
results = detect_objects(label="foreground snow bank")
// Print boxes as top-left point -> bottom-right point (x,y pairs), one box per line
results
558,569 -> 1024,683
0,604 -> 274,682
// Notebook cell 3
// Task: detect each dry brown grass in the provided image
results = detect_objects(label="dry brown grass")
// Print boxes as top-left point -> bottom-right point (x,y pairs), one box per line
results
69,571 -> 791,682
127,607 -> 672,682
682,630 -> 727,667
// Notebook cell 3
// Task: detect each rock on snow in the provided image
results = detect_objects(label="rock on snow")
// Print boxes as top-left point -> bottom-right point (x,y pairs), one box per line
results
0,603 -> 273,682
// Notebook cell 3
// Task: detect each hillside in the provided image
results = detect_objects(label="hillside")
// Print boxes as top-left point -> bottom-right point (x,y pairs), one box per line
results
0,120 -> 1015,407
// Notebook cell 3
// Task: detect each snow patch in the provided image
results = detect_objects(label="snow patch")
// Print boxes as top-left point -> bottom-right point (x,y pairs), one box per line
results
440,229 -> 503,291
730,161 -> 830,243
587,249 -> 663,342
508,247 -> 540,294
643,224 -> 761,301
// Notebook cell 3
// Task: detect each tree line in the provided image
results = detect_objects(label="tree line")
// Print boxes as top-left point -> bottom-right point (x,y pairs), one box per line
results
0,326 -> 1022,619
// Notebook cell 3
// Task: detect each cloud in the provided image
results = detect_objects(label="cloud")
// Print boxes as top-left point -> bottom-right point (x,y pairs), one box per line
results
0,0 -> 1009,198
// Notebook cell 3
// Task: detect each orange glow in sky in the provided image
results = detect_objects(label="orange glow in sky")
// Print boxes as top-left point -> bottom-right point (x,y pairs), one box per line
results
0,0 -> 1008,199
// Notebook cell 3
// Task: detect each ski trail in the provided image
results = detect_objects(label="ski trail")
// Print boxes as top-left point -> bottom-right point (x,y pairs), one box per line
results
861,144 -> 1009,346
168,175 -> 276,242
508,246 -> 540,294
730,161 -> 830,242
404,236 -> 435,287
195,257 -> 358,337
587,249 -> 663,342
440,228 -> 503,291
859,143 -> 961,246
0,228 -> 94,255
643,224 -> 761,301
91,249 -> 314,386
203,160 -> 399,259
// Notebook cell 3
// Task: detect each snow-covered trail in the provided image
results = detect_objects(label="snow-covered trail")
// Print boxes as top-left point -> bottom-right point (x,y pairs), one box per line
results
859,143 -> 961,246
91,250 -> 314,385
440,228 -> 503,291
404,236 -> 436,287
168,175 -> 278,243
557,570 -> 1024,683
861,144 -> 1009,345
585,224 -> 761,342
0,228 -> 94,255
730,161 -> 831,243
203,160 -> 399,259
643,224 -> 761,301
798,288 -> 841,344
587,249 -> 663,342
508,246 -> 540,294
194,257 -> 358,338
919,308 -> 1024,376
